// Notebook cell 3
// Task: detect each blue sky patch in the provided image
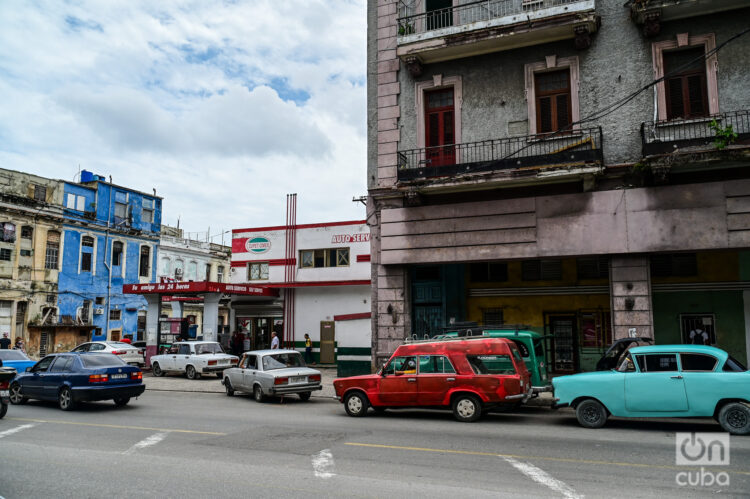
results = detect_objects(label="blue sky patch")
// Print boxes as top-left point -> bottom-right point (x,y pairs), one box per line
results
269,77 -> 310,104
64,16 -> 103,33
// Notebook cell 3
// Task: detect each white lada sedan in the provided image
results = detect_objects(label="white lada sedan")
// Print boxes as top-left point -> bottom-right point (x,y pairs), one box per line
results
150,341 -> 238,379
222,349 -> 322,401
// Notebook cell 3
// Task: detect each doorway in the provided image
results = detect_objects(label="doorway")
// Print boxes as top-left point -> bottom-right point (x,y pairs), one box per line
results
546,314 -> 578,374
320,321 -> 335,364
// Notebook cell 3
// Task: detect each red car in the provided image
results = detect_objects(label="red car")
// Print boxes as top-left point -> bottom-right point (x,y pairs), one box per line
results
333,337 -> 532,422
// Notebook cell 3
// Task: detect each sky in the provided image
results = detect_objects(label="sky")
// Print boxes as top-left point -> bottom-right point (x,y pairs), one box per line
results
0,0 -> 367,241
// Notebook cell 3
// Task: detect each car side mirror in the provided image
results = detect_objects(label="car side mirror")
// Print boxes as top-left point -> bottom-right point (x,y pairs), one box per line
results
26,367 -> 32,372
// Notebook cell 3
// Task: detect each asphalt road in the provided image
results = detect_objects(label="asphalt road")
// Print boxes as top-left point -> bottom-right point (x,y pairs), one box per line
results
1,390 -> 749,499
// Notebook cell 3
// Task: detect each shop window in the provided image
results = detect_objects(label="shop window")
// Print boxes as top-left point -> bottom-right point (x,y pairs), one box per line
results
45,231 -> 60,270
522,259 -> 562,281
142,198 -> 154,223
470,262 -> 507,282
650,253 -> 697,277
0,248 -> 11,261
663,47 -> 708,120
482,308 -> 504,326
248,262 -> 269,280
299,248 -> 350,268
33,185 -> 47,202
21,226 -> 33,239
577,256 -> 609,280
139,246 -> 151,278
579,310 -> 612,348
680,314 -> 715,345
112,241 -> 124,267
1,222 -> 16,243
110,309 -> 121,321
80,236 -> 94,273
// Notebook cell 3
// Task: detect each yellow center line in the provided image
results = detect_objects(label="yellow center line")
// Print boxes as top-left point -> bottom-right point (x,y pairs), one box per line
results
344,442 -> 750,476
8,417 -> 226,436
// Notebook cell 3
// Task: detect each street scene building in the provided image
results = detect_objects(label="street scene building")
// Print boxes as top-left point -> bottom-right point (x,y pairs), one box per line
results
367,0 -> 750,372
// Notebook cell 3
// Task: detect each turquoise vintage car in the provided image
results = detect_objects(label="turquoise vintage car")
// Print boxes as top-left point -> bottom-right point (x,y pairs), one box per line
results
552,345 -> 750,435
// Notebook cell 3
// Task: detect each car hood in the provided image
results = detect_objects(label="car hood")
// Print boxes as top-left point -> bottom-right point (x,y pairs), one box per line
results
334,374 -> 379,383
265,367 -> 321,377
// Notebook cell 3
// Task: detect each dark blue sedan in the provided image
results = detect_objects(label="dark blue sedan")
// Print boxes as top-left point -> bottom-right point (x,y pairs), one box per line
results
8,352 -> 146,411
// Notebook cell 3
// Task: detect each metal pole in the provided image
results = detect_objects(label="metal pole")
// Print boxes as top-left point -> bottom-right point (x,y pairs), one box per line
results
104,188 -> 112,340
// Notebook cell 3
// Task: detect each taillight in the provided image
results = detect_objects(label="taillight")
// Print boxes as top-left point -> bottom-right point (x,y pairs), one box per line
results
111,350 -> 127,355
230,357 -> 238,365
208,360 -> 217,366
130,371 -> 142,381
309,374 -> 321,382
0,381 -> 9,389
89,374 -> 109,383
274,377 -> 288,385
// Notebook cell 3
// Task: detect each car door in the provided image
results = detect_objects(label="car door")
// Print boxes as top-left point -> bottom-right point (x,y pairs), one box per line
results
40,356 -> 73,400
624,353 -> 689,412
417,355 -> 457,405
242,354 -> 259,390
378,356 -> 418,405
679,352 -> 720,414
23,356 -> 56,398
174,344 -> 192,372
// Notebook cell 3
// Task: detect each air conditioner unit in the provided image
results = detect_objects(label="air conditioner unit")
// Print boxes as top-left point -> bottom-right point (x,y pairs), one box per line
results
93,308 -> 104,315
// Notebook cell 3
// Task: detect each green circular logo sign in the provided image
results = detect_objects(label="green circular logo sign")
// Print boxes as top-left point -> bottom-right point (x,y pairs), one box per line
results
245,236 -> 271,254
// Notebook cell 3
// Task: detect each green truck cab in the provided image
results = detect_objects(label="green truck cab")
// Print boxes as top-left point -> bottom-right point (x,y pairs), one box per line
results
439,325 -> 550,393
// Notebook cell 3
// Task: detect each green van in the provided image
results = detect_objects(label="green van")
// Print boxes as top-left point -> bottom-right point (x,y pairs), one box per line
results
439,325 -> 550,392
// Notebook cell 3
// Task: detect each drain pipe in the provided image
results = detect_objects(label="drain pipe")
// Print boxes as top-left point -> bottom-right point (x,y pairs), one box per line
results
104,188 -> 113,340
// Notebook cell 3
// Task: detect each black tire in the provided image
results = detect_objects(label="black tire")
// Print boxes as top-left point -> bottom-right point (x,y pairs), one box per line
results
58,387 -> 75,411
216,372 -> 223,379
253,385 -> 265,402
186,365 -> 199,380
344,391 -> 368,417
225,379 -> 234,397
298,391 -> 311,401
114,397 -> 130,407
452,394 -> 482,422
576,399 -> 608,429
152,362 -> 164,377
718,402 -> 750,435
0,402 -> 7,419
9,382 -> 28,405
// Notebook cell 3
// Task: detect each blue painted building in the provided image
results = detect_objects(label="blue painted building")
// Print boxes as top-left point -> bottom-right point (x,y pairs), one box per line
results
58,171 -> 162,341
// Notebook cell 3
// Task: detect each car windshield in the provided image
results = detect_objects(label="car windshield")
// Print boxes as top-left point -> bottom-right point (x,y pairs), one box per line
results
196,343 -> 224,355
263,353 -> 305,371
80,354 -> 127,368
0,350 -> 30,361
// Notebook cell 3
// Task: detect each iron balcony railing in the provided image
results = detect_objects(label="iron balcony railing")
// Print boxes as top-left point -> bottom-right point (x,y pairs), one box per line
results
397,127 -> 603,181
641,110 -> 750,156
398,0 -> 586,37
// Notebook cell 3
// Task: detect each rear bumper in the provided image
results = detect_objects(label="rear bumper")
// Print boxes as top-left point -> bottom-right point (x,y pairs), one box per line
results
201,365 -> 232,373
71,384 -> 146,402
504,385 -> 534,402
269,383 -> 322,395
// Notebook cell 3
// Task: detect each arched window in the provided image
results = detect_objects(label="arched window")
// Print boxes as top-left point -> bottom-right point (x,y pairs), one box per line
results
45,231 -> 60,269
139,246 -> 151,277
80,235 -> 94,273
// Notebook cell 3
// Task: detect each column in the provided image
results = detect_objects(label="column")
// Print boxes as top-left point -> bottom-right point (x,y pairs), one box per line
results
609,256 -> 654,340
144,294 -> 161,367
743,291 -> 750,365
202,293 -> 220,342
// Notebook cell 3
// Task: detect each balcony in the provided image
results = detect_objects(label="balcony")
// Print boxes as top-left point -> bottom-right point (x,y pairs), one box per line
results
396,0 -> 599,70
641,110 -> 750,157
627,0 -> 750,37
397,127 -> 603,182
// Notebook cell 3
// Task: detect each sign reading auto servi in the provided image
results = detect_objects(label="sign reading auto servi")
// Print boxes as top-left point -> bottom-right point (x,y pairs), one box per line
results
245,236 -> 271,254
331,233 -> 370,244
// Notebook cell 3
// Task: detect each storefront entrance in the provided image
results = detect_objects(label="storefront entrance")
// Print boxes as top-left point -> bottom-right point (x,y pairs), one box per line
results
236,316 -> 282,351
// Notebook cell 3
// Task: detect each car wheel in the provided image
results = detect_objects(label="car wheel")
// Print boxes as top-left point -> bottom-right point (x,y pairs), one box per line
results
225,379 -> 234,397
344,391 -> 368,417
114,397 -> 130,407
298,391 -> 311,401
452,394 -> 482,423
152,362 -> 164,377
253,385 -> 265,402
576,399 -> 608,429
186,365 -> 198,380
718,402 -> 750,435
58,387 -> 75,411
9,382 -> 28,405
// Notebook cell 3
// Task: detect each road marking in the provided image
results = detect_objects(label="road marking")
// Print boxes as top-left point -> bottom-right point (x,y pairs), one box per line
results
312,449 -> 336,479
502,456 -> 582,499
123,432 -> 168,455
0,424 -> 35,439
344,442 -> 750,476
8,417 -> 225,436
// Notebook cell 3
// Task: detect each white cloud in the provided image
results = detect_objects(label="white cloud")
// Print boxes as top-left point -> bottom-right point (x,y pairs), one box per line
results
0,0 -> 367,233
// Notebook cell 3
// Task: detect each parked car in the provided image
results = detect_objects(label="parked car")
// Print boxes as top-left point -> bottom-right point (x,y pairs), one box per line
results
150,341 -> 238,379
8,352 -> 145,411
0,350 -> 37,373
132,341 -> 147,358
595,337 -> 653,371
222,349 -> 322,401
71,341 -> 144,367
333,337 -> 532,422
553,345 -> 750,435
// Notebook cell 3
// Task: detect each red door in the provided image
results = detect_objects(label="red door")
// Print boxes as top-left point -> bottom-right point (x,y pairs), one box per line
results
378,356 -> 418,405
416,355 -> 457,405
425,88 -> 455,168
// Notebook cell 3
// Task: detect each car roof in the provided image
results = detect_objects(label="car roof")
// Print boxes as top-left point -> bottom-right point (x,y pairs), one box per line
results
245,349 -> 300,356
629,344 -> 729,359
395,337 -> 515,355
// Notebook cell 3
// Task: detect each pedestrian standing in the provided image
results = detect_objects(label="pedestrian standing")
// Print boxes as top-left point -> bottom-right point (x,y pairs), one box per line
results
304,333 -> 314,364
270,331 -> 279,350
0,333 -> 10,349
13,337 -> 25,353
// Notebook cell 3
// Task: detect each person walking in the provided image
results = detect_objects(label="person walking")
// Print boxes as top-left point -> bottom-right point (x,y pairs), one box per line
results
304,333 -> 314,364
0,333 -> 10,349
270,331 -> 280,350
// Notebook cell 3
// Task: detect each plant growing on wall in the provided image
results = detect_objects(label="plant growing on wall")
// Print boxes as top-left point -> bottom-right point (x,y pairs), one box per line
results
398,22 -> 414,35
709,119 -> 738,150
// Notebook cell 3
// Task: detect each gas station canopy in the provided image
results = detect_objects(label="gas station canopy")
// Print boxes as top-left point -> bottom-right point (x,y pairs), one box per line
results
123,281 -> 278,297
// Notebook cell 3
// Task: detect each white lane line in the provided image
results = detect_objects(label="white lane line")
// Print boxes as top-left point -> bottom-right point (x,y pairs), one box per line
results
0,424 -> 35,439
312,449 -> 336,479
501,456 -> 583,499
123,432 -> 168,455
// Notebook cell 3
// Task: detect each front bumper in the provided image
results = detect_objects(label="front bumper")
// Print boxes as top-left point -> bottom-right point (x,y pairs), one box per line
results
550,398 -> 570,410
71,383 -> 146,402
269,383 -> 322,395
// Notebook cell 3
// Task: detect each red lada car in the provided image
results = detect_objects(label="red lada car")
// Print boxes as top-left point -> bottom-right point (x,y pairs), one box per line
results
333,337 -> 532,422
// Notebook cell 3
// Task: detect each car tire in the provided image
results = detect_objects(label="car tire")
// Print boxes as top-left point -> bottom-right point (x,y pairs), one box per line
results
253,385 -> 265,402
114,397 -> 130,407
718,402 -> 750,435
452,394 -> 482,423
9,382 -> 28,405
152,362 -> 164,377
186,365 -> 199,380
344,391 -> 368,417
225,379 -> 235,397
576,399 -> 608,429
58,387 -> 75,411
298,391 -> 311,401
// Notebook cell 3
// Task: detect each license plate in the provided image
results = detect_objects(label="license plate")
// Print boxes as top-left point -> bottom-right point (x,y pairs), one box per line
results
0,390 -> 8,397
290,376 -> 306,384
111,374 -> 128,379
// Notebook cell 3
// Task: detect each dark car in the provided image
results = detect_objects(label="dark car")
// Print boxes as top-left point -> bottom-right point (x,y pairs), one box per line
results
595,337 -> 653,371
8,353 -> 145,411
